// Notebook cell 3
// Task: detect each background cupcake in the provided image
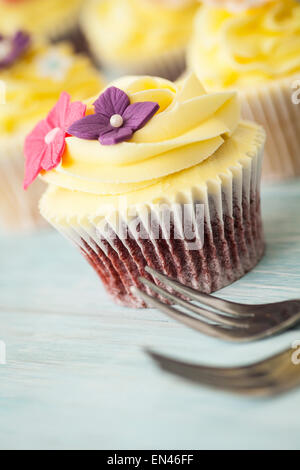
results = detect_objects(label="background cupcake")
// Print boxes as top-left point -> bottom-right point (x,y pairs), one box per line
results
80,0 -> 199,80
25,74 -> 265,308
0,31 -> 104,231
0,0 -> 86,51
188,0 -> 300,181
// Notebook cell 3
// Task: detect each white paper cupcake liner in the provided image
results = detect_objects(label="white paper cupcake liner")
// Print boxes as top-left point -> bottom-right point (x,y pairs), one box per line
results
51,24 -> 91,56
0,135 -> 46,232
95,48 -> 186,82
240,75 -> 300,181
42,129 -> 265,308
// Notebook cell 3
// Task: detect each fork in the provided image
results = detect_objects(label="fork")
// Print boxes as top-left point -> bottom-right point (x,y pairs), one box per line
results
146,347 -> 300,397
131,266 -> 300,342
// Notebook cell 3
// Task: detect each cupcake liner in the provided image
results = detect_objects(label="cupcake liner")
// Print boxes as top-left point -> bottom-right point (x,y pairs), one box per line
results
94,48 -> 186,82
45,137 -> 265,308
51,25 -> 91,57
240,75 -> 300,181
0,135 -> 46,232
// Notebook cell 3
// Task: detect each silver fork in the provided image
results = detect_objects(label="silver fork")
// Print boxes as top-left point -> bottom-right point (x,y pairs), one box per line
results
132,266 -> 300,342
146,347 -> 300,397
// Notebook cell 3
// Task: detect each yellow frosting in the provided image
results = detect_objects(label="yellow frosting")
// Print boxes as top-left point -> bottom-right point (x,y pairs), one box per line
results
81,0 -> 198,65
40,121 -> 265,221
0,42 -> 104,135
39,73 -> 265,221
0,0 -> 83,37
188,0 -> 300,89
42,74 -> 240,194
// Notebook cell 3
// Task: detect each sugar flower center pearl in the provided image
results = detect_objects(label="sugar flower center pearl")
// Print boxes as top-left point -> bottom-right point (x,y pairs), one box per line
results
110,114 -> 123,128
45,127 -> 60,144
0,40 -> 12,61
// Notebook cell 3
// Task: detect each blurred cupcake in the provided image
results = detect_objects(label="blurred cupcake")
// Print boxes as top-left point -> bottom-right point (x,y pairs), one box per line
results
188,0 -> 300,181
25,73 -> 265,307
0,0 -> 85,49
80,0 -> 199,80
0,31 -> 104,231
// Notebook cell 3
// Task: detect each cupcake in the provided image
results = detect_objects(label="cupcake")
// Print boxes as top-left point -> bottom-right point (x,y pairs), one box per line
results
0,31 -> 104,231
188,0 -> 300,181
25,73 -> 265,308
80,0 -> 199,81
0,0 -> 85,48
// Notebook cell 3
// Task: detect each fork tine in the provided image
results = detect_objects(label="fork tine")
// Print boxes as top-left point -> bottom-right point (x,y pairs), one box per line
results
132,286 -> 241,341
146,348 -> 281,380
145,266 -> 254,317
146,349 -> 276,394
131,286 -> 255,342
146,349 -> 296,397
133,283 -> 300,342
139,276 -> 251,329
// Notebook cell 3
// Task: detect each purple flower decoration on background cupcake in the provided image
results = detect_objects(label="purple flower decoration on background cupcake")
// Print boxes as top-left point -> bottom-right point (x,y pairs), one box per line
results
68,86 -> 160,145
0,31 -> 31,70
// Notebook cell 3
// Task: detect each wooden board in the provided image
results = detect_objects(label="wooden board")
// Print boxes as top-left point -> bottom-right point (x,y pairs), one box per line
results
0,179 -> 300,450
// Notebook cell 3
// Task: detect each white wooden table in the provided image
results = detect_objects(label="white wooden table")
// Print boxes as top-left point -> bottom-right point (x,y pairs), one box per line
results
0,179 -> 300,450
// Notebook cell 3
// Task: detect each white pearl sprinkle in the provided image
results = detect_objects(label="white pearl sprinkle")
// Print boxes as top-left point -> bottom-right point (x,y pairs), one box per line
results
44,127 -> 60,145
0,40 -> 12,61
110,114 -> 123,128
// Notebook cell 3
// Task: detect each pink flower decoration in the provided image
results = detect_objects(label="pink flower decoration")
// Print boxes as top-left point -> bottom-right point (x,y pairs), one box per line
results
24,92 -> 86,190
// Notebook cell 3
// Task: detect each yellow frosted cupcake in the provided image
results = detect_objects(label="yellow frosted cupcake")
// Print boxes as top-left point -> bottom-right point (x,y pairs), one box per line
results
24,73 -> 265,307
188,0 -> 300,181
0,0 -> 84,43
81,0 -> 199,80
0,31 -> 104,231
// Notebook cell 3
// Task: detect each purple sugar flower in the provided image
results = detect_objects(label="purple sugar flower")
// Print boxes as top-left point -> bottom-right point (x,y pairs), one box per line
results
0,31 -> 31,70
68,86 -> 160,145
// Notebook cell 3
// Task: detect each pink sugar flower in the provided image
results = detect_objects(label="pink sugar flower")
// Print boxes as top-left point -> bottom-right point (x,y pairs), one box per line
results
24,92 -> 86,190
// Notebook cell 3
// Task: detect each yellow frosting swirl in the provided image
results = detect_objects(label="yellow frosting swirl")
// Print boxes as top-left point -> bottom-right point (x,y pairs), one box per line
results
0,42 -> 104,135
188,0 -> 300,89
41,73 -> 240,196
81,0 -> 198,65
0,0 -> 83,37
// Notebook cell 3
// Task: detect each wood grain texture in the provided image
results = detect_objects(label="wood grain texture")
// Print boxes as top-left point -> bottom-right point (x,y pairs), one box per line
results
0,179 -> 300,450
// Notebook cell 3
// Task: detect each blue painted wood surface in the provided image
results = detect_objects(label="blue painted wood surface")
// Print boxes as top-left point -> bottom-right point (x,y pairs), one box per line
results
0,179 -> 300,450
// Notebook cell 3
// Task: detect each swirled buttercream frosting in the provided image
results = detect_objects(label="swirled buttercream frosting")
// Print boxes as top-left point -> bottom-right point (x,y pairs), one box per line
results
0,0 -> 83,36
81,0 -> 198,65
188,0 -> 300,89
41,73 -> 240,197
